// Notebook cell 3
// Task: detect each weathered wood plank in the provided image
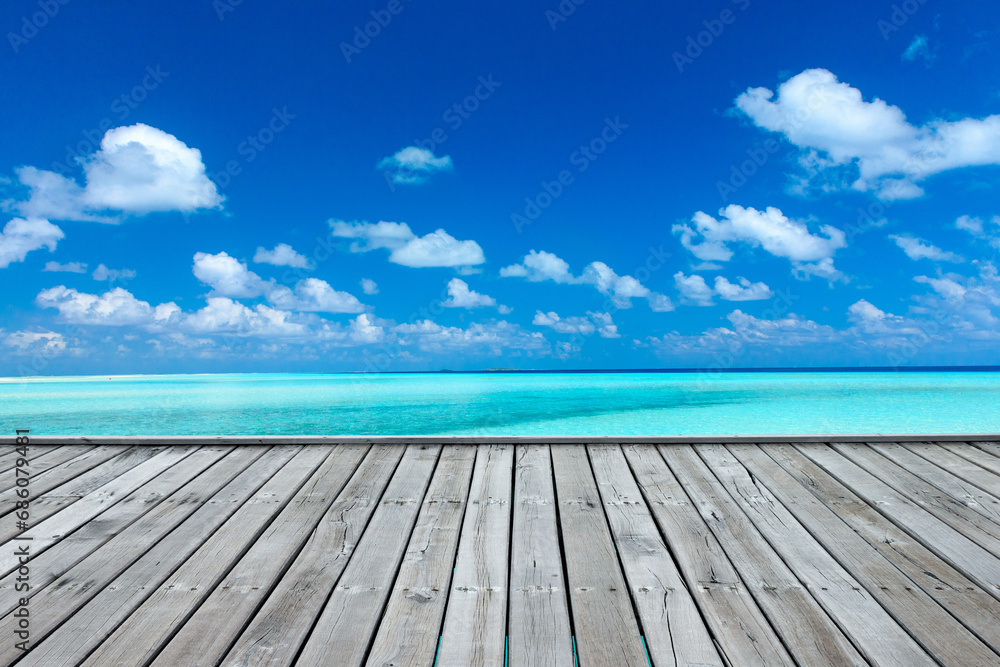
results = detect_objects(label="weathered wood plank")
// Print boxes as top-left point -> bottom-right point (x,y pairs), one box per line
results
796,443 -> 1000,602
0,445 -> 234,618
506,445 -> 574,667
762,443 -> 1000,655
366,445 -> 477,666
0,445 -> 89,492
220,445 -> 406,667
0,445 -> 60,474
89,445 -> 370,667
660,445 -> 867,666
727,443 -> 998,665
3,446 -> 303,667
874,442 -> 1000,527
623,444 -> 794,667
294,444 -> 441,666
0,445 -> 197,576
835,443 -> 1000,557
589,444 -> 722,667
941,442 -> 1000,478
971,441 -> 1000,461
436,444 -> 513,667
550,445 -> 648,666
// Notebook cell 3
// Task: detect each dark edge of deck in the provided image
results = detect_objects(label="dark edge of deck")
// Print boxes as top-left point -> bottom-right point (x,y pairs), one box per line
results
3,433 -> 1000,445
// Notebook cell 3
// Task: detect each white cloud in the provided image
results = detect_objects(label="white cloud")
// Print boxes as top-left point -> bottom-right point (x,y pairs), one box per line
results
266,278 -> 365,314
349,313 -> 384,343
254,243 -> 312,269
735,68 -> 1000,199
11,124 -> 222,222
500,250 -> 577,283
393,319 -> 547,355
43,261 -> 87,273
377,146 -> 453,185
914,274 -> 966,300
3,330 -> 68,355
193,251 -> 270,298
713,276 -> 773,301
36,286 -> 180,326
442,278 -> 501,309
955,215 -> 1000,250
674,272 -> 714,306
360,278 -> 379,295
532,310 -> 620,338
501,249 -> 671,310
902,35 -> 932,63
183,298 -> 307,337
92,264 -> 137,282
889,234 -> 963,262
673,205 -> 846,280
329,220 -> 485,268
0,218 -> 63,268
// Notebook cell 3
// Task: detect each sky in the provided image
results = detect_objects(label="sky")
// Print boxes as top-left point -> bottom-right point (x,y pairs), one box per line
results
1,0 -> 999,375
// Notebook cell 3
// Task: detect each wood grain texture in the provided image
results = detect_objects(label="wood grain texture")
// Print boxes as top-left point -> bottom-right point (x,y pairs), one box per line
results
436,444 -> 513,667
89,445 -> 369,667
5,446 -> 304,667
550,445 -> 648,666
294,445 -> 442,667
366,445 -> 477,666
623,444 -> 794,667
506,445 -> 574,667
761,443 -> 1000,656
796,443 -> 1000,602
589,444 -> 723,667
220,445 -> 406,667
660,445 -> 868,666
727,443 -> 998,665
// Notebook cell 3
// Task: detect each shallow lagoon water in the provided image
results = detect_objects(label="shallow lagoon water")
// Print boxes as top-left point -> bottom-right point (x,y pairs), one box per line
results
1,371 -> 998,435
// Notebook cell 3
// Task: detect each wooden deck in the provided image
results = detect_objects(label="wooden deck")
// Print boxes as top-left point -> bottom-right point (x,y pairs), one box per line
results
2,441 -> 1000,666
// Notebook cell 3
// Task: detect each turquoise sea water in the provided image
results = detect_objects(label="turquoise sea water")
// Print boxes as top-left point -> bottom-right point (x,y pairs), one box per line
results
1,371 -> 998,435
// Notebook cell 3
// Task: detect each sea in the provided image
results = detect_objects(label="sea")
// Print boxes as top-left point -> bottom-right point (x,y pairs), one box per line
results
1,369 -> 998,435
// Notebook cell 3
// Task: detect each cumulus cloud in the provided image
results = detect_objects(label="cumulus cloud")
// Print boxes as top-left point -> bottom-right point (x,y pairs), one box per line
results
532,310 -> 619,338
193,251 -> 270,298
329,220 -> 485,268
674,272 -> 715,306
889,234 -> 963,262
11,124 -> 222,222
266,278 -> 365,313
734,68 -> 1000,199
36,286 -> 180,326
441,278 -> 503,310
501,249 -> 672,310
3,330 -> 68,355
393,319 -> 547,355
92,264 -> 137,282
360,278 -> 379,295
673,205 -> 846,280
713,276 -> 774,301
254,243 -> 312,269
183,298 -> 307,337
43,261 -> 87,273
0,217 -> 63,268
193,251 -> 365,313
377,146 -> 453,185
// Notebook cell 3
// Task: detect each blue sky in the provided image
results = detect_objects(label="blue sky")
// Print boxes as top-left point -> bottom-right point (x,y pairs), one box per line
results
1,0 -> 999,374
